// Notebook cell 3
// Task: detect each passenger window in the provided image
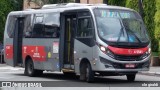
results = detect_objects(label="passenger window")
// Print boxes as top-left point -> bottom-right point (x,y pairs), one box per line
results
7,16 -> 16,38
32,23 -> 44,38
24,15 -> 32,38
43,13 -> 60,38
35,16 -> 43,23
32,13 -> 60,38
77,17 -> 93,37
44,24 -> 59,38
32,15 -> 44,38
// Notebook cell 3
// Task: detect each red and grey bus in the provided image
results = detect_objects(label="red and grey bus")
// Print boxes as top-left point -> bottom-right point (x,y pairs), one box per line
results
4,3 -> 151,82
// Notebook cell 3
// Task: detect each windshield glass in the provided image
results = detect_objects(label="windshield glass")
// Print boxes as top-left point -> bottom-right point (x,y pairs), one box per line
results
94,9 -> 149,44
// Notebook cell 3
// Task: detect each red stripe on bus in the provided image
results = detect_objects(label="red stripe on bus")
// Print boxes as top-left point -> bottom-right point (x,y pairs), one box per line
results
5,45 -> 13,59
22,46 -> 47,61
5,45 -> 47,61
108,46 -> 148,56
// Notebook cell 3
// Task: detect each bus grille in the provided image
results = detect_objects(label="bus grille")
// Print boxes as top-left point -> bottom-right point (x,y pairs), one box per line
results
115,55 -> 142,61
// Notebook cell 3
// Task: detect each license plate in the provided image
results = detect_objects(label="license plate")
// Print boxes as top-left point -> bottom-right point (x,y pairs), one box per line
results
125,64 -> 135,68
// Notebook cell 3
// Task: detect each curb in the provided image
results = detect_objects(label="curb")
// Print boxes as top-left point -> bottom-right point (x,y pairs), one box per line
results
155,72 -> 160,75
138,71 -> 160,76
0,66 -> 24,71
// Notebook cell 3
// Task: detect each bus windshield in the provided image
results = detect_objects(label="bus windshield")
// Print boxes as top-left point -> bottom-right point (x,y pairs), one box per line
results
94,9 -> 149,46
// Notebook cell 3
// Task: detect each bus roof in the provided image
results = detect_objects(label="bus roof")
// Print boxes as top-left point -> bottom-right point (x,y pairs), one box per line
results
8,3 -> 134,16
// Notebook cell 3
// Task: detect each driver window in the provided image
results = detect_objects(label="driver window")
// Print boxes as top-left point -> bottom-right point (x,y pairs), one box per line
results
77,18 -> 93,37
76,11 -> 94,38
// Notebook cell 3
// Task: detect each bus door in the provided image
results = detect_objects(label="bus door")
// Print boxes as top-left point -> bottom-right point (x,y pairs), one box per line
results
13,17 -> 24,67
60,12 -> 77,70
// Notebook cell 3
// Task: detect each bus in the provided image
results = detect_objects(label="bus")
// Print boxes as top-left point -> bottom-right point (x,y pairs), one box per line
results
4,3 -> 151,82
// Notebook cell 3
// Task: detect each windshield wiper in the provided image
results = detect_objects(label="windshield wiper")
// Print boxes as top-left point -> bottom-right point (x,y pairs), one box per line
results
117,27 -> 124,43
116,19 -> 125,45
126,28 -> 142,43
121,18 -> 142,43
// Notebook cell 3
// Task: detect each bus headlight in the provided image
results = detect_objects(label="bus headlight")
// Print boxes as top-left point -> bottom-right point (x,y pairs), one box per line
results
100,46 -> 106,52
140,47 -> 151,59
148,47 -> 151,54
99,45 -> 115,58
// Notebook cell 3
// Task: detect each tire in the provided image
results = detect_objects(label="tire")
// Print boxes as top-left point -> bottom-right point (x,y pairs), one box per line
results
80,62 -> 94,83
126,74 -> 136,82
25,59 -> 43,77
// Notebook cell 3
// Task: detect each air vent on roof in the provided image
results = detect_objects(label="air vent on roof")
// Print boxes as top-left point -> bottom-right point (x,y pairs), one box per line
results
42,3 -> 107,9
24,9 -> 35,11
95,4 -> 107,6
42,3 -> 93,9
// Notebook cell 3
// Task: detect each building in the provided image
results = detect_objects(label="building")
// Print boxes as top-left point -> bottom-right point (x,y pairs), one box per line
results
23,0 -> 104,10
23,0 -> 41,9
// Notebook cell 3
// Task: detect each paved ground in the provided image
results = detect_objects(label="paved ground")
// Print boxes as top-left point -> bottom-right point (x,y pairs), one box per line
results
0,64 -> 160,77
0,64 -> 160,88
1,87 -> 160,90
139,67 -> 160,76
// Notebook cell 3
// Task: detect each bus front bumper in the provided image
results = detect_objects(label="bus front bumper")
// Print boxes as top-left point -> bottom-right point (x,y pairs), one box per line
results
92,55 -> 151,74
93,65 -> 149,76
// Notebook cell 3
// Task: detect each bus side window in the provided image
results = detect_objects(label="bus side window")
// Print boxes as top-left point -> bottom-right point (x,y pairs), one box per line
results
43,13 -> 60,38
24,15 -> 32,38
32,15 -> 44,38
32,23 -> 44,38
7,16 -> 16,38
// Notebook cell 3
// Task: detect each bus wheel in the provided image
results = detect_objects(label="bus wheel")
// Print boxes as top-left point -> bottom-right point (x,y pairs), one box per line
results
80,62 -> 94,83
25,59 -> 43,77
126,74 -> 136,82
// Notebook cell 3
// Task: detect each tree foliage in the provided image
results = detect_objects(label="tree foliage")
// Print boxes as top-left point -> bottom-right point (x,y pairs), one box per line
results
0,0 -> 13,42
143,0 -> 158,52
108,0 -> 126,7
126,0 -> 138,11
0,0 -> 23,42
155,0 -> 160,40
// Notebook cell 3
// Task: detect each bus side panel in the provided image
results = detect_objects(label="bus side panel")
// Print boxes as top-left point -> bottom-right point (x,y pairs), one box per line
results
23,38 -> 60,71
4,38 -> 14,66
74,39 -> 94,75
3,14 -> 15,67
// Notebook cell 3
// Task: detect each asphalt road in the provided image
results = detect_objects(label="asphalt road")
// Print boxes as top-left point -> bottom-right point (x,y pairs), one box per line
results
0,67 -> 160,87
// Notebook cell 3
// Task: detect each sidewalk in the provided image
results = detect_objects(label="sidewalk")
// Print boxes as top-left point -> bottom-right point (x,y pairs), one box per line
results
0,64 -> 24,71
138,67 -> 160,76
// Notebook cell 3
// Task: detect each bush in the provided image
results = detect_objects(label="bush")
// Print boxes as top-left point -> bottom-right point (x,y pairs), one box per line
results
143,0 -> 159,52
0,0 -> 23,42
0,0 -> 13,42
108,0 -> 126,7
126,0 -> 138,11
155,0 -> 160,40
